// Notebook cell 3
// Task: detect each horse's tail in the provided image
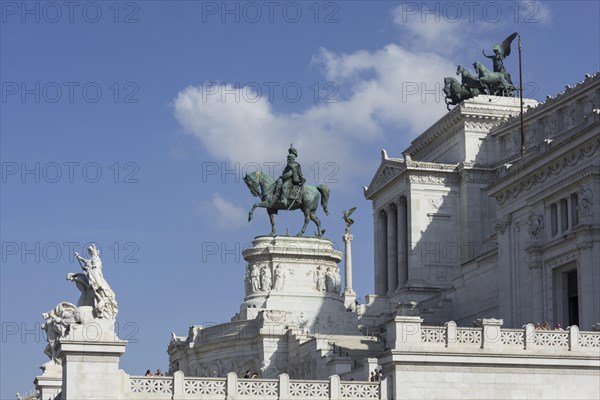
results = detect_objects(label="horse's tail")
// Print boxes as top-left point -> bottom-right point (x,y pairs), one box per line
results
317,185 -> 330,216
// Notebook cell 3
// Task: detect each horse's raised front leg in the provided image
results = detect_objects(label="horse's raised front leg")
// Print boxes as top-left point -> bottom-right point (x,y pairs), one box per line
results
297,208 -> 310,237
248,203 -> 259,222
268,209 -> 276,236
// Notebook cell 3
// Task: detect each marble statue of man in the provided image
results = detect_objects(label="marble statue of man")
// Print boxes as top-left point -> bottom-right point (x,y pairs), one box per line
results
273,264 -> 285,291
75,244 -> 118,319
251,265 -> 261,292
314,267 -> 326,292
261,266 -> 272,291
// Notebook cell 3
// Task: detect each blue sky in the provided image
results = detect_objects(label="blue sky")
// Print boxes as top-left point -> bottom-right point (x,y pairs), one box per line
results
1,0 -> 599,397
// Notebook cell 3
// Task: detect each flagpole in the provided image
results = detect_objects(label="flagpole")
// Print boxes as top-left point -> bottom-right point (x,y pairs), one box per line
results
518,33 -> 525,159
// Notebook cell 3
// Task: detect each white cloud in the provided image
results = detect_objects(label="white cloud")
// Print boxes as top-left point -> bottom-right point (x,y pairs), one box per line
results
194,193 -> 247,230
391,5 -> 467,55
174,46 -> 454,189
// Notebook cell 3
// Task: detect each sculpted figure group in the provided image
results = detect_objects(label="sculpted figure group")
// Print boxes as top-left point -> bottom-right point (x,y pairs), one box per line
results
246,264 -> 287,293
41,243 -> 118,364
245,263 -> 340,295
444,33 -> 518,110
314,266 -> 341,294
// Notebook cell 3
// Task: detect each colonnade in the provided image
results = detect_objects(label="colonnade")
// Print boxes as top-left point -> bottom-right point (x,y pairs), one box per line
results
374,197 -> 409,295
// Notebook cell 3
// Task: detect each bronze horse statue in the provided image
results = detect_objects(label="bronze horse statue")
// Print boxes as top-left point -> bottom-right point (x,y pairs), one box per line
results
473,61 -> 515,96
243,171 -> 330,237
443,77 -> 475,110
456,65 -> 487,95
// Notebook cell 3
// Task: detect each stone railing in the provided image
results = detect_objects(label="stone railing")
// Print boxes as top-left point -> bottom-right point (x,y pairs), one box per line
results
128,372 -> 383,399
417,319 -> 600,351
15,390 -> 39,400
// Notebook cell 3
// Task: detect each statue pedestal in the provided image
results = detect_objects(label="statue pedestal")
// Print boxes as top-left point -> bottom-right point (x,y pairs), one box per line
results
34,362 -> 62,400
57,319 -> 128,400
241,236 -> 358,334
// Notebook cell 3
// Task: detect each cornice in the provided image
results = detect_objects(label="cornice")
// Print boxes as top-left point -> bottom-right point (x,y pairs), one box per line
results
405,96 -> 537,161
491,136 -> 600,206
493,72 -> 599,135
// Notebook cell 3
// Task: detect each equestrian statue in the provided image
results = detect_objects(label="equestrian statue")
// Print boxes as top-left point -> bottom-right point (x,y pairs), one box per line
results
243,144 -> 330,237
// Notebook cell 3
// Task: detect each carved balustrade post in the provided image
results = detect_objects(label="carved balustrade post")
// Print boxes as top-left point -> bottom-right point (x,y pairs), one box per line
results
386,302 -> 423,349
478,318 -> 504,350
524,323 -> 536,350
278,373 -> 290,400
226,372 -> 238,399
173,371 -> 184,399
329,375 -> 341,400
569,325 -> 579,351
445,321 -> 457,347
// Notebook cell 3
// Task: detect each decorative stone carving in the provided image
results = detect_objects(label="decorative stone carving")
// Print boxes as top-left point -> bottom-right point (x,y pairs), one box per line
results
548,114 -> 558,136
409,173 -> 458,185
371,165 -> 404,194
251,265 -> 261,292
41,302 -> 77,364
495,137 -> 600,205
568,103 -> 577,128
314,266 -> 326,292
494,215 -> 512,234
577,185 -> 593,217
261,310 -> 287,324
428,197 -> 444,211
260,266 -> 272,291
244,263 -> 252,294
434,268 -> 449,282
273,264 -> 285,291
322,267 -> 341,294
527,211 -> 544,240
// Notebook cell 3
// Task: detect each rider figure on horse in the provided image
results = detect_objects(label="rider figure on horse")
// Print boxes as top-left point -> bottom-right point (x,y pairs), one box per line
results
275,144 -> 306,208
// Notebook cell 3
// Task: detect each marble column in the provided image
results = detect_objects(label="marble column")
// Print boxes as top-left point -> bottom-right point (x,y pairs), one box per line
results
343,232 -> 356,309
397,196 -> 408,289
343,232 -> 355,294
376,209 -> 388,295
577,241 -> 598,330
387,203 -> 398,294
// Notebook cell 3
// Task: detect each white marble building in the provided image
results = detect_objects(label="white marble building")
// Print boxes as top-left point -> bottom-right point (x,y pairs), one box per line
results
27,74 -> 600,399
362,73 -> 600,332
